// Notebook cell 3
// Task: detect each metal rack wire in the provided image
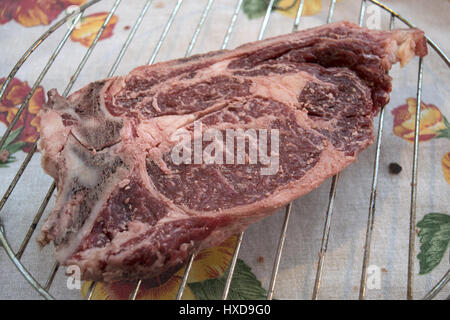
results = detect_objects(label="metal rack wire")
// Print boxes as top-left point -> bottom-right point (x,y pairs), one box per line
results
0,0 -> 448,300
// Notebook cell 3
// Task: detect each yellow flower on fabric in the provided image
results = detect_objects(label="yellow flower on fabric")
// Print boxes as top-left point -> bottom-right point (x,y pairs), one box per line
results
276,0 -> 323,18
392,98 -> 446,143
180,235 -> 238,283
442,152 -> 450,185
0,0 -> 86,27
70,12 -> 118,47
0,77 -> 44,152
82,275 -> 196,300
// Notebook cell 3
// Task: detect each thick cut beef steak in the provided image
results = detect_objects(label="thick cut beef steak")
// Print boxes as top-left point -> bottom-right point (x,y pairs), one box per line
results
38,22 -> 427,282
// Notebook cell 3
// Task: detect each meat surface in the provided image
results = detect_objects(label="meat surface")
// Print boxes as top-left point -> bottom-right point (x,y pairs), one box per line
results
37,21 -> 427,282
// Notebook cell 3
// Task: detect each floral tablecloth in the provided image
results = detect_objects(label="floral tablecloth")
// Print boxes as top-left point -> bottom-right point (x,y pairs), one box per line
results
0,0 -> 449,300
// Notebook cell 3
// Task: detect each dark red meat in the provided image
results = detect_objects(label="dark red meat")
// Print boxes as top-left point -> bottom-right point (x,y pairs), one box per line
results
37,21 -> 427,282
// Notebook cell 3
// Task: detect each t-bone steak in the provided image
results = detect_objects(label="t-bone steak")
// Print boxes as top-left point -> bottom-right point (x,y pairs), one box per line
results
37,21 -> 427,282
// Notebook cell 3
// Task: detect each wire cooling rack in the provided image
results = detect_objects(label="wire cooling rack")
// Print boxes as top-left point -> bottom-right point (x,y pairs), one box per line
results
0,0 -> 449,300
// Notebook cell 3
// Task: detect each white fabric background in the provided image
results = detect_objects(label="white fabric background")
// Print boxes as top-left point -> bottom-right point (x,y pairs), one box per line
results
0,0 -> 448,299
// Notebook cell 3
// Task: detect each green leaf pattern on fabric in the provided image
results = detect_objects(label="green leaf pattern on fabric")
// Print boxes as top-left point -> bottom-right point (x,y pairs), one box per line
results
417,213 -> 450,275
0,126 -> 24,167
435,116 -> 450,140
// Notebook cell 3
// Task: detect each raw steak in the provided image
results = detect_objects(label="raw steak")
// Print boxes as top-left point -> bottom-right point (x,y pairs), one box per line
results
37,21 -> 427,282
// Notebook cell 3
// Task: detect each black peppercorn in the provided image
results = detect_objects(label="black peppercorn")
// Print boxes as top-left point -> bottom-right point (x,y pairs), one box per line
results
388,162 -> 402,174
